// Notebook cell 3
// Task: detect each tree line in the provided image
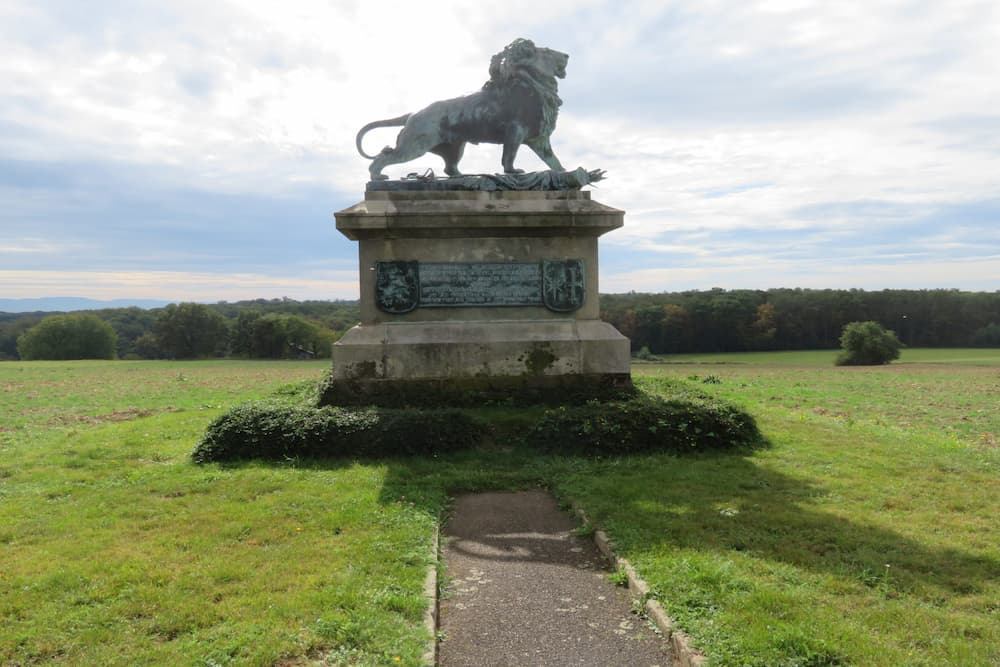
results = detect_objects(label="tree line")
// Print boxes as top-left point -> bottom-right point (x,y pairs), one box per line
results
1,299 -> 360,360
601,288 -> 1000,354
1,289 -> 998,361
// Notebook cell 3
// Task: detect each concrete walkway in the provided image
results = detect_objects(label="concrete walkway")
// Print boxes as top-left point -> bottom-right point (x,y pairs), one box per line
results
438,490 -> 671,667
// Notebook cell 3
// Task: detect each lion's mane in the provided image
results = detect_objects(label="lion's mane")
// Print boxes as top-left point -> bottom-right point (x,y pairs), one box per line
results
482,38 -> 562,138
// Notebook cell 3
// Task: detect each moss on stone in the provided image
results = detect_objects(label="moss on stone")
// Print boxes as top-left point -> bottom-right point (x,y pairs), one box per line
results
318,372 -> 635,409
523,345 -> 558,375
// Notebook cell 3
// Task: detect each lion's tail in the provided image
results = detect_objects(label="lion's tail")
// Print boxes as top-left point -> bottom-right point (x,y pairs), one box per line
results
355,114 -> 411,159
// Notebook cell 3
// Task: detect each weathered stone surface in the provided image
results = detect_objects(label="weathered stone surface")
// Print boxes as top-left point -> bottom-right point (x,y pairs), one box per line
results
332,320 -> 628,380
337,190 -> 622,325
337,190 -> 623,240
320,373 -> 634,408
329,189 -> 630,404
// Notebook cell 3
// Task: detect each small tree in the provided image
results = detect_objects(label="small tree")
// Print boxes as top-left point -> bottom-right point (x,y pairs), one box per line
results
154,303 -> 229,359
132,332 -> 162,359
229,310 -> 263,357
17,313 -> 117,360
230,313 -> 335,359
0,317 -> 41,360
835,321 -> 902,366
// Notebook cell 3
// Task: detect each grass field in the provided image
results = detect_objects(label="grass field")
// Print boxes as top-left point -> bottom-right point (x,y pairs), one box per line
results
1,361 -> 438,666
1,352 -> 998,665
638,347 -> 1000,366
591,349 -> 1000,665
640,348 -> 999,445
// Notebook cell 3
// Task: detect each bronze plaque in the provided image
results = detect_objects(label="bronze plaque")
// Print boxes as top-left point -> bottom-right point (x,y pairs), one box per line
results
375,260 -> 584,313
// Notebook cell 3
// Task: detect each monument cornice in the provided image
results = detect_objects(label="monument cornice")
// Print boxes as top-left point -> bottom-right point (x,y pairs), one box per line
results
335,190 -> 624,241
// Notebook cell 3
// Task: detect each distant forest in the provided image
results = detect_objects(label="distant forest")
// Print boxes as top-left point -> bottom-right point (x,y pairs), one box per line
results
602,288 -> 1000,353
1,289 -> 999,361
0,298 -> 361,361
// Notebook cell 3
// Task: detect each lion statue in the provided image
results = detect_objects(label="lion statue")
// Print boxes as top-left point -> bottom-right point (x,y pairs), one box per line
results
356,38 -> 568,181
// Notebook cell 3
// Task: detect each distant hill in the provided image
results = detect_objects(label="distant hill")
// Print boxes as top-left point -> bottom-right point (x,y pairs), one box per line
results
0,297 -> 171,313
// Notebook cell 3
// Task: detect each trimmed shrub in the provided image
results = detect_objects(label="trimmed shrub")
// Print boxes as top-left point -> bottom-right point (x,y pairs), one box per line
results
835,320 -> 902,366
192,400 -> 487,463
195,376 -> 757,463
522,390 -> 760,455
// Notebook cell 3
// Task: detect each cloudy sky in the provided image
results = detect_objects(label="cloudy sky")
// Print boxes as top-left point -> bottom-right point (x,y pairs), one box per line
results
2,0 -> 998,302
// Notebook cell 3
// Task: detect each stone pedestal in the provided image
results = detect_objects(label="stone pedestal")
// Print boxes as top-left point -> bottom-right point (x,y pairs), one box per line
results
324,189 -> 631,406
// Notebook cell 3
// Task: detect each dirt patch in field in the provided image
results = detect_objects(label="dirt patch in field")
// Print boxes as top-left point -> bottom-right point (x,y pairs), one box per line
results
812,406 -> 850,420
974,433 -> 997,449
52,407 -> 183,426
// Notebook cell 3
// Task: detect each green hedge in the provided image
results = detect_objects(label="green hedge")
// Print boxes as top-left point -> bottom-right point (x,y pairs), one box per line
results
192,400 -> 487,463
194,379 -> 759,463
523,392 -> 760,455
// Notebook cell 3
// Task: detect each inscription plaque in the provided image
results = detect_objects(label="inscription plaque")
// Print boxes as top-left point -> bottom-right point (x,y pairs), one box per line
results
420,263 -> 541,307
375,260 -> 585,313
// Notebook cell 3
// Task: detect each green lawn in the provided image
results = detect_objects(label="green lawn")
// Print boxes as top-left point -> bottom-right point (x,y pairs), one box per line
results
1,361 -> 433,666
647,346 -> 1000,366
2,353 -> 998,665
577,351 -> 1000,665
640,349 -> 999,445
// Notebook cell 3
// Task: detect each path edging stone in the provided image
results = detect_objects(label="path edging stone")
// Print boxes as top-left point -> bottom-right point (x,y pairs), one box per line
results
575,504 -> 707,667
422,525 -> 439,667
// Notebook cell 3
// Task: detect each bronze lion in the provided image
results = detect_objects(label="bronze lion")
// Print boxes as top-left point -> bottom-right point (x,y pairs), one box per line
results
356,38 -> 568,180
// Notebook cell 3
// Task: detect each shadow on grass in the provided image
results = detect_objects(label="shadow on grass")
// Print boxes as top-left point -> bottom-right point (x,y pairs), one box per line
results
551,451 -> 999,599
214,432 -> 995,600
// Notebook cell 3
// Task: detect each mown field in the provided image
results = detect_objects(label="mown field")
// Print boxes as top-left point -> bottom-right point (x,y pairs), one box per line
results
1,351 -> 998,666
589,348 -> 1000,665
1,361 -> 438,666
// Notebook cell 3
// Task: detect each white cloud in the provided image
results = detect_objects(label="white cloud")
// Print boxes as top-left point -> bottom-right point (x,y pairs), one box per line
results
0,1 -> 998,299
603,256 -> 1000,293
0,269 -> 360,301
0,239 -> 80,254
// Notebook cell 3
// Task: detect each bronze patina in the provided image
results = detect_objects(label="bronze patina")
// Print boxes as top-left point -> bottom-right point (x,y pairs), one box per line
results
356,38 -> 570,181
374,259 -> 586,314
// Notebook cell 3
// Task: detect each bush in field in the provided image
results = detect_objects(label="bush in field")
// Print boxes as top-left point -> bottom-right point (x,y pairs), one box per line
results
17,313 -> 117,360
835,320 -> 902,366
634,345 -> 655,361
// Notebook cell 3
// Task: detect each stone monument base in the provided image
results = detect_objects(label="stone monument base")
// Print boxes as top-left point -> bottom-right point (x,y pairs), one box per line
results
321,319 -> 631,407
325,187 -> 631,407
